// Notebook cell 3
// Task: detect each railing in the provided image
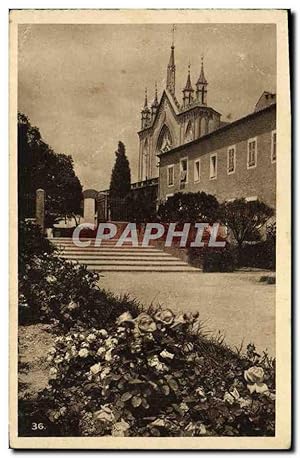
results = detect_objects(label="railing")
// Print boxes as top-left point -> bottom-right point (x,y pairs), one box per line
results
131,178 -> 159,189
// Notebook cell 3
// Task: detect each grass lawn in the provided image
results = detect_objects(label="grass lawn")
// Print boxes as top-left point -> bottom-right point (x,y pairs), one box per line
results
99,270 -> 275,356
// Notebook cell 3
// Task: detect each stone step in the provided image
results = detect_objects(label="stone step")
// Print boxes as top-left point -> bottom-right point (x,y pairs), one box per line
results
51,238 -> 143,244
51,240 -> 158,248
63,259 -> 187,266
50,237 -> 199,272
59,253 -> 173,261
86,265 -> 199,272
55,247 -> 165,256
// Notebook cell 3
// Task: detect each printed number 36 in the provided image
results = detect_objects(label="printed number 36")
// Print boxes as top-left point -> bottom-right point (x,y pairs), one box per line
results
31,422 -> 46,431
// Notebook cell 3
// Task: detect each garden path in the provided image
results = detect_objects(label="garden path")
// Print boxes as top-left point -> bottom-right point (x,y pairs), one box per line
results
99,271 -> 275,356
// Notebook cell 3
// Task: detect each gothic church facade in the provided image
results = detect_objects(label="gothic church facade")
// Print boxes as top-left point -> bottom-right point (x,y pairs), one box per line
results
137,45 -> 224,181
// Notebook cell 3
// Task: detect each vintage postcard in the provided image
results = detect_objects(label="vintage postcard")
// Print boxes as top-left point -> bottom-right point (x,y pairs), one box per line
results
9,9 -> 291,449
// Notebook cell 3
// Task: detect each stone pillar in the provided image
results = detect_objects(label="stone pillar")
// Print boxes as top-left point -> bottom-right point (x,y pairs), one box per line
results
36,188 -> 45,234
83,197 -> 95,224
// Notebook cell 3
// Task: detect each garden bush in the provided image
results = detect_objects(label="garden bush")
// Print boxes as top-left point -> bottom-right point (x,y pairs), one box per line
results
239,240 -> 275,271
157,192 -> 219,223
18,221 -> 141,327
201,247 -> 238,272
34,309 -> 275,437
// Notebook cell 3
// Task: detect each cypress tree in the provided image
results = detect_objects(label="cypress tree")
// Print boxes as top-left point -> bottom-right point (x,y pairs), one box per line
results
109,141 -> 131,220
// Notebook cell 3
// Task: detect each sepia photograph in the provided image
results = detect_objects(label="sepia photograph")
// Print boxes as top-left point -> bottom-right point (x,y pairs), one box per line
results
9,9 -> 291,449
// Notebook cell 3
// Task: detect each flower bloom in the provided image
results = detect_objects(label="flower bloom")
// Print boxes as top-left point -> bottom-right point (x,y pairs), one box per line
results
111,419 -> 130,436
223,392 -> 235,405
147,355 -> 167,372
100,366 -> 111,380
244,366 -> 269,394
97,346 -> 106,357
116,311 -> 134,326
78,348 -> 89,358
135,313 -> 157,334
86,333 -> 97,343
94,404 -> 115,423
67,300 -> 78,311
104,349 -> 113,362
105,337 -> 118,349
244,366 -> 264,384
90,363 -> 101,375
154,309 -> 174,325
49,367 -> 58,380
98,329 -> 108,338
195,387 -> 206,398
160,349 -> 174,359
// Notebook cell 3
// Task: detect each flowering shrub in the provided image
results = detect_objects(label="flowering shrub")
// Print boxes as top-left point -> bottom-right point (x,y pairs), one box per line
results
40,310 -> 275,437
19,251 -> 141,328
18,222 -> 140,327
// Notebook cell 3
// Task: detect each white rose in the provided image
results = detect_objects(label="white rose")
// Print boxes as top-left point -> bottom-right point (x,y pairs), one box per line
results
90,363 -> 101,375
98,329 -> 108,338
160,349 -> 175,359
49,367 -> 58,380
78,348 -> 89,358
87,333 -> 97,343
105,349 -> 113,362
97,346 -> 106,357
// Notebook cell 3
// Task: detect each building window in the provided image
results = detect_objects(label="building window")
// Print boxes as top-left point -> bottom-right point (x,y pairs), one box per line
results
167,165 -> 174,187
271,130 -> 276,163
180,158 -> 188,184
247,137 -> 257,169
209,154 -> 217,179
227,145 -> 236,174
194,159 -> 200,182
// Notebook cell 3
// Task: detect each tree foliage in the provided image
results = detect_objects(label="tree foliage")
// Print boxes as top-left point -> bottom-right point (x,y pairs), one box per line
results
18,113 -> 83,226
108,141 -> 131,221
125,188 -> 157,223
219,198 -> 274,248
109,141 -> 131,200
157,192 -> 220,223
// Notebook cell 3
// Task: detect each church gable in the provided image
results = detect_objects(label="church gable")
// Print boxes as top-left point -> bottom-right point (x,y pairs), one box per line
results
151,91 -> 180,151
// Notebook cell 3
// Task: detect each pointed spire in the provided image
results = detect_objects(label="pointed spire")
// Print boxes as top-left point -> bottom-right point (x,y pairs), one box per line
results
197,56 -> 207,85
182,64 -> 194,108
196,56 -> 208,105
141,88 -> 151,129
184,64 -> 194,91
152,82 -> 159,107
144,87 -> 148,108
166,25 -> 176,94
151,82 -> 159,121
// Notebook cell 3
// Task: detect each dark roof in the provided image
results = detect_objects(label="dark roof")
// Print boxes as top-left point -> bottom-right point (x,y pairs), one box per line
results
158,102 -> 276,157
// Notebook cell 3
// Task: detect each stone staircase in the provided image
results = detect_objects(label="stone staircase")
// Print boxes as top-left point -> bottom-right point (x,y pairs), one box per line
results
50,238 -> 199,272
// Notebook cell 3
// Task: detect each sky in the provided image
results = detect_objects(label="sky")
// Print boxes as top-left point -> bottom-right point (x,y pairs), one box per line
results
18,23 -> 276,190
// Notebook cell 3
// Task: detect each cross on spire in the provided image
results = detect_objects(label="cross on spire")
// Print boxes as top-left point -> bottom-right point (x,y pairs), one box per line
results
166,26 -> 176,94
171,24 -> 176,47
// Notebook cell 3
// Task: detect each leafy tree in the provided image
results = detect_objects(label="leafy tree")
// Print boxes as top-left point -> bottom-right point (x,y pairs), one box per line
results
18,113 -> 82,226
125,188 -> 157,223
157,192 -> 219,223
109,141 -> 131,220
109,141 -> 131,199
219,198 -> 274,250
